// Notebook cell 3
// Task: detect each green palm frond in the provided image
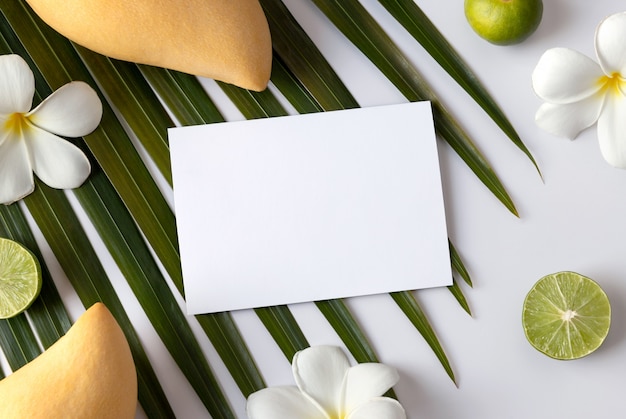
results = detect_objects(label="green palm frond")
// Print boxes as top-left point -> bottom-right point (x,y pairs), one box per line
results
311,0 -> 518,215
255,306 -> 310,359
448,279 -> 472,316
391,291 -> 456,385
23,182 -> 178,418
0,315 -> 40,370
0,0 -> 530,415
378,0 -> 540,175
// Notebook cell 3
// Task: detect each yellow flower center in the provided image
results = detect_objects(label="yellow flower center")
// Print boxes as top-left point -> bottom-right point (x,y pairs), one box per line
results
598,72 -> 626,96
4,112 -> 28,135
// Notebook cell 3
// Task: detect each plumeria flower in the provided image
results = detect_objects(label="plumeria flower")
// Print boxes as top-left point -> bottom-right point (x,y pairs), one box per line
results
0,54 -> 102,204
532,11 -> 626,168
247,345 -> 406,419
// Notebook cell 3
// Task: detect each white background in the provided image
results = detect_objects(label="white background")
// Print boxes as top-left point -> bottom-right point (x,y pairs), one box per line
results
5,0 -> 626,418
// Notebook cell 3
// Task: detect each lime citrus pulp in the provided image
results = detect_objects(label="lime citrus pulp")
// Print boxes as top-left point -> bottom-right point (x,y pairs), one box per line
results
0,237 -> 42,319
522,271 -> 611,360
464,0 -> 543,46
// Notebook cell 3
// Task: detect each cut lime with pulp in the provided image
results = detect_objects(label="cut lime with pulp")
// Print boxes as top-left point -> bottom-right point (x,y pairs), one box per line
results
0,238 -> 42,319
522,272 -> 611,360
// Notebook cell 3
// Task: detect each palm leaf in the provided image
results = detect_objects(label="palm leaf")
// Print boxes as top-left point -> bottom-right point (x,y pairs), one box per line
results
271,55 -> 326,113
22,182 -> 178,418
3,5 -> 267,407
0,315 -> 41,370
75,165 -> 236,418
136,66 -> 312,393
260,0 -> 359,111
315,299 -> 379,363
258,1 -> 460,379
391,291 -> 456,384
255,306 -> 310,359
450,240 -> 473,287
448,279 -> 472,316
139,66 -> 226,125
60,51 -> 269,398
221,76 -> 395,371
74,48 -> 174,184
378,0 -> 540,175
0,0 -> 514,412
194,312 -> 267,397
2,1 -> 182,288
310,0 -> 518,216
63,52 -> 269,398
219,80 -> 289,118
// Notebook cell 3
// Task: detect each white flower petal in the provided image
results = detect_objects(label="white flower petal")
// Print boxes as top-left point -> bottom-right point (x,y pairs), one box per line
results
535,94 -> 603,139
347,397 -> 406,419
595,12 -> 626,75
0,54 -> 34,114
532,48 -> 604,104
27,81 -> 102,137
25,123 -> 91,189
0,114 -> 8,147
293,346 -> 350,417
344,363 -> 399,413
597,91 -> 626,168
246,386 -> 325,419
0,132 -> 34,205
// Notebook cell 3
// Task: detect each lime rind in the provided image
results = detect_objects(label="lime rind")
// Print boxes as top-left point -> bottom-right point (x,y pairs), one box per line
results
0,238 -> 42,319
522,271 -> 611,360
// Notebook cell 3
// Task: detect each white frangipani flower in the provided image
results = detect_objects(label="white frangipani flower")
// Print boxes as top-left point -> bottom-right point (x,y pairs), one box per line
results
246,345 -> 406,419
0,54 -> 102,204
532,11 -> 626,168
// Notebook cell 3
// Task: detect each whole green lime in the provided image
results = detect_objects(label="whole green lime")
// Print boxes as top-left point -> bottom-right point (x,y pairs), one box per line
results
465,0 -> 543,46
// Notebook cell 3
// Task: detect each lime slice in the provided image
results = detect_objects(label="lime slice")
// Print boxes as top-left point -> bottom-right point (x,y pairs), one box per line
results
0,238 -> 42,319
522,271 -> 611,360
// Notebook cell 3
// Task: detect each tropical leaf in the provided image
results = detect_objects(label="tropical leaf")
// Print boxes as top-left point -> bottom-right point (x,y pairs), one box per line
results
271,55 -> 326,114
450,240 -> 473,287
310,0 -> 518,216
0,0 -> 516,413
139,66 -> 226,126
65,54 -> 269,398
260,0 -> 359,111
74,47 -> 174,184
23,182 -> 178,418
216,62 -> 392,372
0,315 -> 40,370
315,299 -> 379,364
255,306 -> 310,359
378,0 -> 540,175
1,1 -> 182,288
75,166 -> 237,419
258,0 -> 460,378
194,312 -> 267,397
448,279 -> 472,316
391,291 -> 456,384
2,5 -> 269,407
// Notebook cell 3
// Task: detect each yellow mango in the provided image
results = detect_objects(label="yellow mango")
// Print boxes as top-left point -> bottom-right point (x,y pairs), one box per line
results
25,0 -> 273,91
0,303 -> 137,418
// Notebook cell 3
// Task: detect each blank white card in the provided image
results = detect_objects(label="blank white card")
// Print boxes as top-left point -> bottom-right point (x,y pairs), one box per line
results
169,102 -> 451,314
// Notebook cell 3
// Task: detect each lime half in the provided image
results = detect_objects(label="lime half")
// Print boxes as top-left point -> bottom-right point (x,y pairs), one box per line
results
522,272 -> 611,360
0,238 -> 42,319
